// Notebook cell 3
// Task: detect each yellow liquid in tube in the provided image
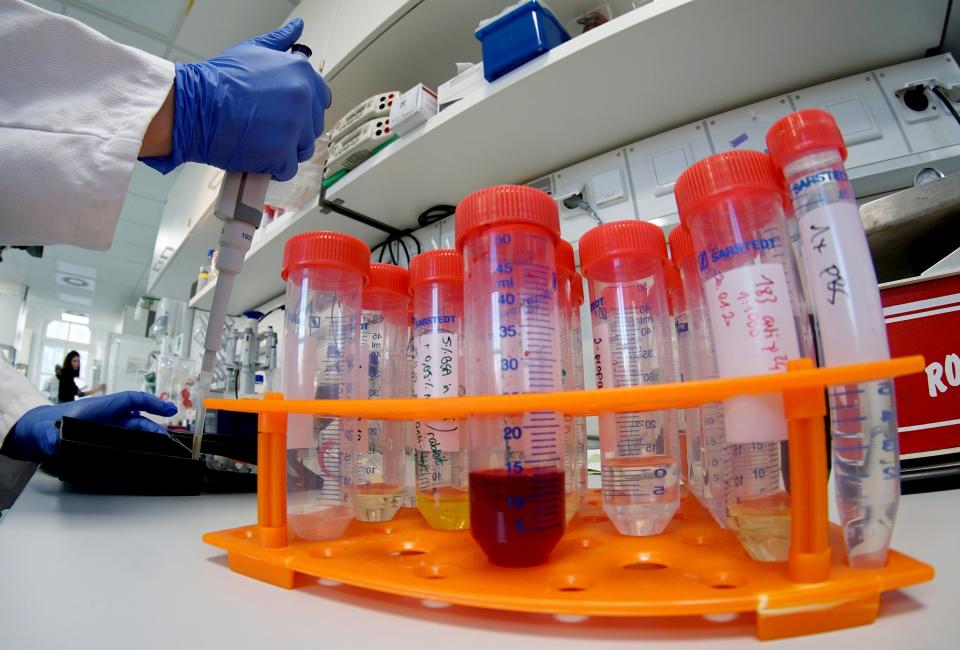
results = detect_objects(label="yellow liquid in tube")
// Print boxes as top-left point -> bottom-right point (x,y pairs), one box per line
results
416,487 -> 470,530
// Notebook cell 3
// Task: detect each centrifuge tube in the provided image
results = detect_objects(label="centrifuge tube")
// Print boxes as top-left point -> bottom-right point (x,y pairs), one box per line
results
402,303 -> 417,508
666,263 -> 698,501
281,231 -> 370,540
556,239 -> 581,521
670,224 -> 728,528
356,263 -> 410,522
580,220 -> 680,536
569,272 -> 588,499
768,109 -> 900,568
675,151 -> 812,561
409,249 -> 470,530
457,185 -> 566,567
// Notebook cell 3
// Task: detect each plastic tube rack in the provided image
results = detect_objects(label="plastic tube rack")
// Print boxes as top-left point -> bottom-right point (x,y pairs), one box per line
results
203,356 -> 933,640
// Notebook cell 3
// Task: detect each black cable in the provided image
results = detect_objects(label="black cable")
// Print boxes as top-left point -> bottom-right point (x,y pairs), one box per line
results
931,85 -> 960,128
319,177 -> 431,265
258,305 -> 284,322
318,182 -> 405,238
417,204 -> 456,227
369,229 -> 422,267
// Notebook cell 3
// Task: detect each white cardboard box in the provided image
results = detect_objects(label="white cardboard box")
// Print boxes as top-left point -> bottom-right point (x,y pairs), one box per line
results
389,84 -> 438,136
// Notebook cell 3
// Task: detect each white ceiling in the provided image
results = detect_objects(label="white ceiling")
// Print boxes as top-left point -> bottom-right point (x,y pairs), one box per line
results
0,166 -> 182,318
1,0 -> 298,322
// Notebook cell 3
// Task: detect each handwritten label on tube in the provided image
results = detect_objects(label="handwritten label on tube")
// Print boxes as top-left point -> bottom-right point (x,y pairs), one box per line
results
703,263 -> 800,442
414,330 -> 460,452
798,202 -> 890,366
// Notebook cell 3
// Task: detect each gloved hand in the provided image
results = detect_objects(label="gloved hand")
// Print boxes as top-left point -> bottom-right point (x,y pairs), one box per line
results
4,392 -> 177,463
142,18 -> 331,181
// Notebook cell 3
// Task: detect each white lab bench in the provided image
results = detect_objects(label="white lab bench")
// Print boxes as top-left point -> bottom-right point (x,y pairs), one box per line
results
1,470 -> 957,650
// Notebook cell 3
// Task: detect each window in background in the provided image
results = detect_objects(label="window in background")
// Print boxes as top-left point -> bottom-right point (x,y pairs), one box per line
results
45,319 -> 92,345
68,324 -> 91,345
45,320 -> 69,341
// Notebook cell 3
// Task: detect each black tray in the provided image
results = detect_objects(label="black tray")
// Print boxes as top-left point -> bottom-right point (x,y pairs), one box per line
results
53,417 -> 257,495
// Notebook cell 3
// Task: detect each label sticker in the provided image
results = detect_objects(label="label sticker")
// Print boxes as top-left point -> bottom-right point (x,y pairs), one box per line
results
414,329 -> 460,451
703,263 -> 800,442
797,202 -> 889,365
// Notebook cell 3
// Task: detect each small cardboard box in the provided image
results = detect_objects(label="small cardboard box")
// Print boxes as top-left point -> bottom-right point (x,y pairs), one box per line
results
389,84 -> 438,136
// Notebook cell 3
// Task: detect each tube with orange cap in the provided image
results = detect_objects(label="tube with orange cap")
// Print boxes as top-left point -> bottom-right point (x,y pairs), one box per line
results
767,109 -> 900,568
670,224 -> 728,528
409,249 -> 470,531
580,220 -> 680,536
281,231 -> 370,540
674,151 -> 813,561
665,262 -> 695,501
456,185 -> 566,567
569,271 -> 589,499
402,303 -> 416,509
356,263 -> 411,522
556,239 -> 581,521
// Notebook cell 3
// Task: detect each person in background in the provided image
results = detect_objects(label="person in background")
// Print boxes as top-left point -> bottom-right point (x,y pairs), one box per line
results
0,1 -> 331,464
57,351 -> 106,404
42,364 -> 62,403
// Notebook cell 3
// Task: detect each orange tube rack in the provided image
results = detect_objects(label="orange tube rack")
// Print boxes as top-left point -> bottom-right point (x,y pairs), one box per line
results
202,356 -> 934,640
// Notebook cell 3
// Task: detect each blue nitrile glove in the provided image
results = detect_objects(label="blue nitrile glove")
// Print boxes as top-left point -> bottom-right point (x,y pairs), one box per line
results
5,392 -> 177,463
141,18 -> 331,181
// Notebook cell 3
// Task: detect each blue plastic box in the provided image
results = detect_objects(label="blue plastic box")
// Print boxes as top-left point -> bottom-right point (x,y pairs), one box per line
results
475,1 -> 571,82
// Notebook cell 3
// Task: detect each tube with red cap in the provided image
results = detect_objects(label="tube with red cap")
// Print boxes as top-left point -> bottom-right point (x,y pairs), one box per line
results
409,249 -> 470,531
569,272 -> 589,500
665,262 -> 695,501
556,239 -> 581,521
356,263 -> 410,522
281,231 -> 370,540
670,224 -> 728,528
456,186 -> 566,566
403,303 -> 416,508
675,151 -> 812,561
580,220 -> 680,536
767,109 -> 899,568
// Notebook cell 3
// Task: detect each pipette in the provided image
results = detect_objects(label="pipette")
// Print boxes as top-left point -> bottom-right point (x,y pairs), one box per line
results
191,43 -> 313,460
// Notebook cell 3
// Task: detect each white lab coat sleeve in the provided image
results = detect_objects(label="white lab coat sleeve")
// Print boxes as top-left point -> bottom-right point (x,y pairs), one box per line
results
0,359 -> 48,446
0,0 -> 175,251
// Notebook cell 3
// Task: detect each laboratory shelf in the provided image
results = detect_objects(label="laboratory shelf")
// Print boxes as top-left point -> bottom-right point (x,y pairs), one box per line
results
326,0 -> 947,226
187,200 -> 386,314
202,356 -> 934,641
